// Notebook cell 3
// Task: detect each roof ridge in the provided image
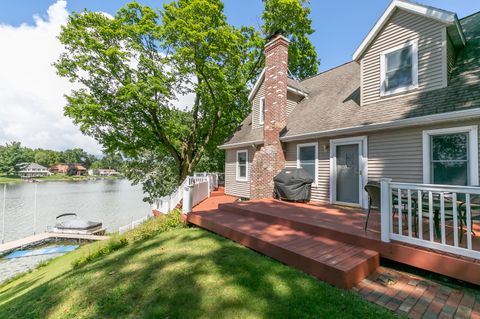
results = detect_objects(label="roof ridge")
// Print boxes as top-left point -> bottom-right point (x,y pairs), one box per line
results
300,61 -> 357,83
459,10 -> 480,21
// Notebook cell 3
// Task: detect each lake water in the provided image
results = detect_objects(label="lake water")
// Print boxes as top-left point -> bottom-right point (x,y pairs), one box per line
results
0,179 -> 151,243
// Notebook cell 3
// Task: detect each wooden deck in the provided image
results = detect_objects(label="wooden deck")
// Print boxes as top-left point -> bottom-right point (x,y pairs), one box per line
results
0,232 -> 109,255
189,194 -> 480,287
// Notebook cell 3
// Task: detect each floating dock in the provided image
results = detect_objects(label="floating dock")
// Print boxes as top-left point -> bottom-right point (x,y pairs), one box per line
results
0,232 -> 109,255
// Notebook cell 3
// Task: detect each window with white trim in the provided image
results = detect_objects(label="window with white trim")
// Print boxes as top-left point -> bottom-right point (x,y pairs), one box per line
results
297,143 -> 317,185
259,97 -> 265,125
236,150 -> 248,181
380,41 -> 418,96
423,126 -> 479,186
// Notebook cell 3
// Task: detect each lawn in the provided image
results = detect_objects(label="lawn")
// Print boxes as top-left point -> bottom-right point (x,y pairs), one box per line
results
0,175 -> 22,183
0,223 -> 396,318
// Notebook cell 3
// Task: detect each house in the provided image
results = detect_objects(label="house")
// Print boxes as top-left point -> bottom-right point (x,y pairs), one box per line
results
221,0 -> 480,209
17,163 -> 50,178
193,0 -> 480,287
49,163 -> 87,176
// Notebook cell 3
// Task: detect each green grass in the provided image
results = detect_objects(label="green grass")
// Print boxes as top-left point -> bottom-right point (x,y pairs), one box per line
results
0,175 -> 22,183
0,213 -> 396,319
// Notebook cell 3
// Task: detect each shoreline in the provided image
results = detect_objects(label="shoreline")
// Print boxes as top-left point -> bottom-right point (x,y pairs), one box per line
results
0,175 -> 123,184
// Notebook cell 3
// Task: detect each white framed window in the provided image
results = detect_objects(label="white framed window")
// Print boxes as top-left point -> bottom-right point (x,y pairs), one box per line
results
380,40 -> 418,96
422,126 -> 478,186
297,142 -> 318,186
259,97 -> 265,126
236,150 -> 248,182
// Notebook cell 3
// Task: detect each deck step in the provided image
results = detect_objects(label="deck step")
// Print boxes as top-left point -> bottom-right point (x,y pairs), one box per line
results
218,201 -> 381,249
188,209 -> 379,289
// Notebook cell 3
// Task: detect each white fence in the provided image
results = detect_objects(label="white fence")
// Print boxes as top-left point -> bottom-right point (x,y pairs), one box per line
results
152,172 -> 219,215
192,180 -> 210,207
380,178 -> 480,260
118,215 -> 151,234
152,178 -> 188,214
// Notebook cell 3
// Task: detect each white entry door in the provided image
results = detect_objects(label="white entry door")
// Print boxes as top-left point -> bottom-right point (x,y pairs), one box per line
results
330,137 -> 368,208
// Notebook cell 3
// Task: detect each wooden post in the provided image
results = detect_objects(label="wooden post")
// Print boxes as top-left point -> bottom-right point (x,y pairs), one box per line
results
380,178 -> 392,243
33,183 -> 37,235
2,184 -> 6,244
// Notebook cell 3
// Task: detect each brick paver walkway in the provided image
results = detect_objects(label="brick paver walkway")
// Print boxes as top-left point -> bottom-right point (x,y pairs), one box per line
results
354,266 -> 480,319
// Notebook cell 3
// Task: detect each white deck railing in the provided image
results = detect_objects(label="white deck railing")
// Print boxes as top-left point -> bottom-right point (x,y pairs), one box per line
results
152,172 -> 219,215
152,177 -> 189,214
191,180 -> 210,207
380,178 -> 480,260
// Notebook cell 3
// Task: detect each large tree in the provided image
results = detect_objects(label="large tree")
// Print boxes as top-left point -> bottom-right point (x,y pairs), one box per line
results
55,0 -> 319,201
262,0 -> 319,79
55,1 -> 261,201
0,142 -> 34,175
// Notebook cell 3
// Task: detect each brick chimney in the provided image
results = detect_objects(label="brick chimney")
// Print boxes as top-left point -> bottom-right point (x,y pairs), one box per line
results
250,32 -> 289,199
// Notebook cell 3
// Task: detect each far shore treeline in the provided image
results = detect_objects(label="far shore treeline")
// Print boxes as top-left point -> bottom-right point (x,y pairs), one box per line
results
0,141 -> 123,175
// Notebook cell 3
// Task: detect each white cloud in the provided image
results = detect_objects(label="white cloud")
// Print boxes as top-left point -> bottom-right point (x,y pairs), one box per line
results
0,0 -> 102,154
0,1 -> 197,155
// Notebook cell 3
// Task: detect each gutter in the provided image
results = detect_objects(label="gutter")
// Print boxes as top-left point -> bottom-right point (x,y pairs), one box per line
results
280,107 -> 480,142
218,140 -> 263,150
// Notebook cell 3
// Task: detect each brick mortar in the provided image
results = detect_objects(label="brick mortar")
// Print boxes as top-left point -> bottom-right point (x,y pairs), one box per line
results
250,35 -> 289,199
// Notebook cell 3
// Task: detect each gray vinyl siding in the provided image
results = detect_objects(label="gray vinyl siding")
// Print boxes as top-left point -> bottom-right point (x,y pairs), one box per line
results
287,92 -> 301,116
251,83 -> 301,130
225,146 -> 255,198
368,120 -> 480,183
447,35 -> 456,80
360,9 -> 446,105
285,140 -> 330,203
284,120 -> 480,203
252,83 -> 265,130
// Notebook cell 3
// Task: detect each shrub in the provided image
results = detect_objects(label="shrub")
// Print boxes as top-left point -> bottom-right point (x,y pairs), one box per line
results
72,209 -> 184,269
72,235 -> 128,269
127,209 -> 184,241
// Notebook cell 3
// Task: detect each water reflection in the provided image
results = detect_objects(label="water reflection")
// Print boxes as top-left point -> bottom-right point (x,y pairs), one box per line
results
0,179 -> 150,243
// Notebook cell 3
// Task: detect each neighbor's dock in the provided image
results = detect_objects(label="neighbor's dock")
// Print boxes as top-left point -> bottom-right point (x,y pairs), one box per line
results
0,232 -> 109,255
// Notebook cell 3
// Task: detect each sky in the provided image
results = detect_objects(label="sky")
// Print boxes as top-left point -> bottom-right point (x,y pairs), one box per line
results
0,1 -> 478,154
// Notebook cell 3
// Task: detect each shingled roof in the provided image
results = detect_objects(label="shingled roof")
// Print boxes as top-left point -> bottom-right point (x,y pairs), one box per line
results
221,11 -> 480,148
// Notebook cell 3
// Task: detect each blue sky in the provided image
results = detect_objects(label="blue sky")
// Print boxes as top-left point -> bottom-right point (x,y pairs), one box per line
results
0,0 -> 478,71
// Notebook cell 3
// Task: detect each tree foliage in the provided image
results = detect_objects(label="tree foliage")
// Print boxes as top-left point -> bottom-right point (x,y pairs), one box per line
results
55,0 -> 262,199
0,142 -> 116,175
0,142 -> 34,175
262,0 -> 318,79
55,0 -> 320,200
123,153 -> 179,203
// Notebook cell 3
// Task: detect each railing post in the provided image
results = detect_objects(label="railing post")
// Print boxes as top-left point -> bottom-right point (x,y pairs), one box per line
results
380,178 -> 392,243
182,183 -> 194,214
207,176 -> 211,197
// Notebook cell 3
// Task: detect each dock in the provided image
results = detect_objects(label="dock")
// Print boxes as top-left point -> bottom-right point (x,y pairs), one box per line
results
0,232 -> 109,255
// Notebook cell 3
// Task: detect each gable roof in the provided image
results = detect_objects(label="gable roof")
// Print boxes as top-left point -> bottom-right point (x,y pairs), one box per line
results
220,10 -> 480,149
283,11 -> 480,140
19,163 -> 48,171
353,0 -> 465,61
247,68 -> 308,102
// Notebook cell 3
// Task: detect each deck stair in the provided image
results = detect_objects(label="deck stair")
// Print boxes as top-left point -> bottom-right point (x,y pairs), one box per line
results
188,200 -> 380,289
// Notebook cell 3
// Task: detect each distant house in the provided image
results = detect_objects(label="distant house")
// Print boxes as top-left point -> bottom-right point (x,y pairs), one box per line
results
18,163 -> 50,178
88,168 -> 119,176
49,163 -> 87,176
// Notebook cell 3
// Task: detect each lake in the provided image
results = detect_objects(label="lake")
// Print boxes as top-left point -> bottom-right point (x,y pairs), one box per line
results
0,179 -> 151,243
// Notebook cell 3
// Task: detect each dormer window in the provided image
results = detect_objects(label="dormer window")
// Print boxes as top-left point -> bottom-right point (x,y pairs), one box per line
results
259,97 -> 265,125
380,40 -> 418,96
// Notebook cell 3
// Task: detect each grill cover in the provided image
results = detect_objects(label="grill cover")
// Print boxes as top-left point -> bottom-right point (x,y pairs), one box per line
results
273,168 -> 314,201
